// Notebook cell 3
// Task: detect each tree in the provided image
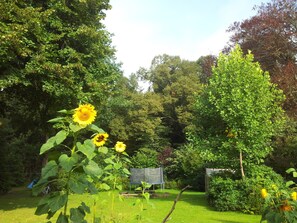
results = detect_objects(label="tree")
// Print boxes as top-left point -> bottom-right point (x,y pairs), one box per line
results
196,55 -> 217,84
227,0 -> 297,118
194,45 -> 285,178
99,75 -> 165,154
0,0 -> 120,186
139,54 -> 203,147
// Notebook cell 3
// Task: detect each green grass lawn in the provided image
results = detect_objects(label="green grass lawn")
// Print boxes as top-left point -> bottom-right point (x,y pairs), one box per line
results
0,187 -> 262,223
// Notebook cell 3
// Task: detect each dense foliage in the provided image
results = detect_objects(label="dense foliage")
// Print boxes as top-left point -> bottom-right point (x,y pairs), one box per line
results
138,54 -> 203,147
0,0 -> 120,190
208,166 -> 284,213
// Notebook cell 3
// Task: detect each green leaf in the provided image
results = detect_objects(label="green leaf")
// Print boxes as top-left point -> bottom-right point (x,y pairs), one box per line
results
70,208 -> 86,223
46,210 -> 56,220
286,168 -> 296,174
35,203 -> 50,215
77,141 -> 96,160
83,160 -> 103,177
286,180 -> 295,187
88,124 -> 104,133
99,183 -> 110,191
70,123 -> 83,132
48,194 -> 68,212
123,168 -> 130,175
41,160 -> 58,179
57,212 -> 68,223
87,182 -> 98,194
55,130 -> 67,145
116,184 -> 122,190
98,146 -> 108,154
104,157 -> 114,164
104,164 -> 113,170
57,109 -> 72,114
40,137 -> 56,155
114,162 -> 122,170
48,117 -> 65,123
32,179 -> 48,196
40,130 -> 68,154
69,178 -> 86,194
80,202 -> 90,213
58,154 -> 78,172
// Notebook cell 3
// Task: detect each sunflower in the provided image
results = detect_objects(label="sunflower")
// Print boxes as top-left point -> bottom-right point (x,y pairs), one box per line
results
93,133 -> 109,147
73,104 -> 97,126
115,141 -> 126,153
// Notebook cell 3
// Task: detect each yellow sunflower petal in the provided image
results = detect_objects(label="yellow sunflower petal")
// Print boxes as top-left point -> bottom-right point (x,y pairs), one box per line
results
73,104 -> 97,126
115,141 -> 126,153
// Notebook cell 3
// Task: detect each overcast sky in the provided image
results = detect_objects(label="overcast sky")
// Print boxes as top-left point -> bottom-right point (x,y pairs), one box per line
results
104,0 -> 270,77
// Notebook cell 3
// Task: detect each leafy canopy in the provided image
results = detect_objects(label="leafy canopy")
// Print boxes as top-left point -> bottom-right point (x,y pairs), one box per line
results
194,45 -> 285,171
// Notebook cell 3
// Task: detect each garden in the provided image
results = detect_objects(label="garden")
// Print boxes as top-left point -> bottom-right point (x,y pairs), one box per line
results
1,0 -> 297,223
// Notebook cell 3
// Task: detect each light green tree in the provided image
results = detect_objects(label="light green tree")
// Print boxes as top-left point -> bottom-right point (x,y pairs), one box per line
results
194,45 -> 285,178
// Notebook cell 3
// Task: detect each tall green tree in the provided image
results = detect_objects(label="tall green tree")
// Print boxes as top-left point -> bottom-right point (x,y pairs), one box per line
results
227,0 -> 297,175
99,75 -> 165,154
0,0 -> 120,184
139,54 -> 203,147
194,45 -> 285,178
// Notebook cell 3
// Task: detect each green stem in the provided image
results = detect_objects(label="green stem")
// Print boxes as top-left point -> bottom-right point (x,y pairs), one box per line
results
63,171 -> 71,216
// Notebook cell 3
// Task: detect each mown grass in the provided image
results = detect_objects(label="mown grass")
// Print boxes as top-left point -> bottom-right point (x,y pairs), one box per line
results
0,187 -> 261,223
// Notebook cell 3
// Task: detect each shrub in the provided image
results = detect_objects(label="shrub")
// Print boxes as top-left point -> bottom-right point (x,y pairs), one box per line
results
208,165 -> 284,213
130,148 -> 159,168
165,144 -> 205,191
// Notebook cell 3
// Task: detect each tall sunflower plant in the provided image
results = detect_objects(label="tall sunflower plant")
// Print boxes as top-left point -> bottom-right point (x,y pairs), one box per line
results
32,104 -> 130,223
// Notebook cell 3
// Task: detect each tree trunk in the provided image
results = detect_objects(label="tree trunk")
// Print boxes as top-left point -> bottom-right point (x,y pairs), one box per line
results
239,150 -> 245,179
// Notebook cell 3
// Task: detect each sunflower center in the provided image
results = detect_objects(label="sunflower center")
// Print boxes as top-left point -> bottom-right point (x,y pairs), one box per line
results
79,108 -> 91,121
96,135 -> 105,142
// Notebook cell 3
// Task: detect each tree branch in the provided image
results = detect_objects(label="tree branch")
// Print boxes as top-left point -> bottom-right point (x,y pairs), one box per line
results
161,185 -> 192,223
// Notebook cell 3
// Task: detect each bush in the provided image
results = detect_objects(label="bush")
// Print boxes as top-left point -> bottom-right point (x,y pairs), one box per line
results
208,165 -> 284,213
165,144 -> 205,191
130,148 -> 159,168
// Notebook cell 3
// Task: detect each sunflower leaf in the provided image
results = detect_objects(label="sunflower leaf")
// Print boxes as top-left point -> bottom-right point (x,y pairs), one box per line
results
77,141 -> 96,160
58,154 -> 78,172
88,124 -> 105,133
40,130 -> 68,154
98,146 -> 108,154
48,117 -> 65,123
83,160 -> 103,177
41,160 -> 58,179
70,123 -> 83,132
